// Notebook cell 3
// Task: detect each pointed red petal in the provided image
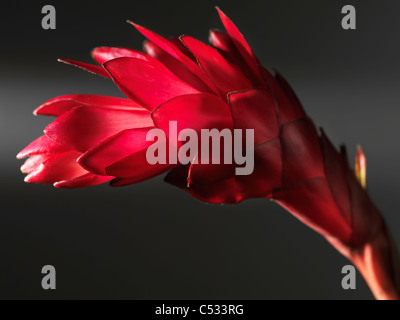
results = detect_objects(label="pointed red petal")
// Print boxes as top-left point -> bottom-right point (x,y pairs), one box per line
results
24,150 -> 86,184
17,135 -> 68,159
103,57 -> 201,110
92,47 -> 149,64
216,8 -> 263,81
54,173 -> 113,188
168,38 -> 197,61
216,8 -> 254,60
45,106 -> 153,153
209,29 -> 263,85
181,36 -> 253,97
34,94 -> 144,117
78,127 -> 155,175
20,154 -> 51,174
58,58 -> 111,78
143,41 -> 213,93
129,22 -> 217,92
129,22 -> 185,61
208,29 -> 232,52
129,22 -> 200,66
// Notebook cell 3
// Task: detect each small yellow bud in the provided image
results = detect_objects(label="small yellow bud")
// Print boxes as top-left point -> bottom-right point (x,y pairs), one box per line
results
355,145 -> 367,189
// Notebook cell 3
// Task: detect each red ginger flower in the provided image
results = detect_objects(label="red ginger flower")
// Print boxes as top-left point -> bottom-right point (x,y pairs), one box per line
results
17,8 -> 400,299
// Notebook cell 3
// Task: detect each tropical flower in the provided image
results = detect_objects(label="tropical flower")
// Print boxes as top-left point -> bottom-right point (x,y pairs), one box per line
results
17,8 -> 400,299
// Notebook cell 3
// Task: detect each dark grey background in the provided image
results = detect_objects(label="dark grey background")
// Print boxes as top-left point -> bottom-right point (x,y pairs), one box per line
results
1,0 -> 398,299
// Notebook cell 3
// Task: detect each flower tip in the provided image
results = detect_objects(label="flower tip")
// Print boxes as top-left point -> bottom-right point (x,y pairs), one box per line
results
126,20 -> 148,34
16,146 -> 31,159
355,145 -> 367,189
16,151 -> 24,160
56,58 -> 73,66
32,106 -> 43,116
54,180 -> 74,188
90,46 -> 101,57
208,28 -> 221,43
53,181 -> 63,188
57,58 -> 70,66
126,20 -> 140,29
215,7 -> 230,21
216,6 -> 226,18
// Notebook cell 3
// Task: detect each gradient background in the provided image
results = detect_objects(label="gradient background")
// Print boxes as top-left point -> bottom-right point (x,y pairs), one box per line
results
1,0 -> 399,299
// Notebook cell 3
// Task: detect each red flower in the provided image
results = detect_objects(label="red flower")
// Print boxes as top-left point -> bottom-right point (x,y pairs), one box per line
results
17,8 -> 400,299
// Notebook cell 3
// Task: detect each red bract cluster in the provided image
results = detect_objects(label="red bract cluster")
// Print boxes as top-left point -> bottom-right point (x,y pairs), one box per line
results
16,8 -> 378,241
17,9 -> 400,299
